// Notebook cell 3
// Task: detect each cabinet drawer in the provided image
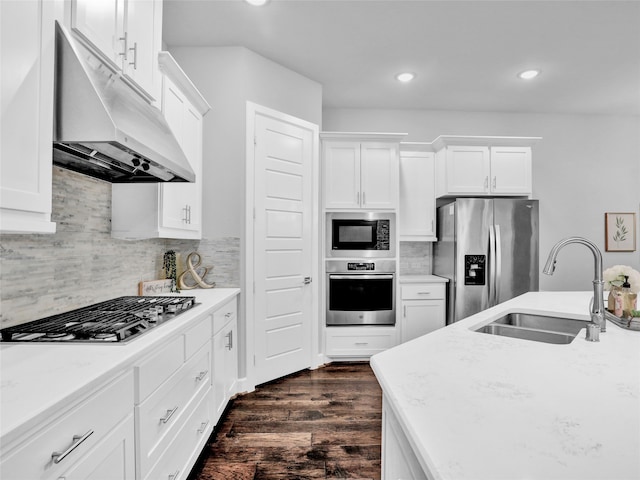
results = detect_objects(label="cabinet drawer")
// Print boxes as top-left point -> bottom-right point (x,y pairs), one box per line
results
326,328 -> 396,357
144,387 -> 212,480
184,313 -> 212,360
401,283 -> 445,300
136,343 -> 211,478
135,335 -> 184,403
0,371 -> 133,480
212,298 -> 237,335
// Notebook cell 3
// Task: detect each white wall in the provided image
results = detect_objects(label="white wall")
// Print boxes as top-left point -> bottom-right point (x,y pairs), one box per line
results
168,46 -> 322,238
324,108 -> 640,292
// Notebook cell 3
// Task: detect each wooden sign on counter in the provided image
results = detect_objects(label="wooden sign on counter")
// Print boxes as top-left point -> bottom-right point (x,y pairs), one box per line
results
138,279 -> 174,296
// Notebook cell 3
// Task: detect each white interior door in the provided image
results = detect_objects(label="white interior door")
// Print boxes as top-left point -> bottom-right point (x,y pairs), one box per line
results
251,106 -> 317,386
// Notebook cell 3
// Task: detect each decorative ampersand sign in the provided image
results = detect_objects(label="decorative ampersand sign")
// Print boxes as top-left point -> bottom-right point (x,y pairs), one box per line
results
178,252 -> 216,290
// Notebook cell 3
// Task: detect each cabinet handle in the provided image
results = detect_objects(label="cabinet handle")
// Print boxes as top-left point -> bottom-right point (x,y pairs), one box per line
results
362,191 -> 366,205
183,204 -> 191,224
51,430 -> 94,464
195,370 -> 208,382
118,32 -> 128,60
356,191 -> 360,205
484,176 -> 489,190
225,331 -> 233,350
225,312 -> 232,318
188,205 -> 192,224
354,342 -> 369,346
160,406 -> 179,424
431,220 -> 434,233
129,42 -> 138,69
197,420 -> 210,434
168,469 -> 180,480
403,306 -> 406,317
417,292 -> 431,295
492,176 -> 497,189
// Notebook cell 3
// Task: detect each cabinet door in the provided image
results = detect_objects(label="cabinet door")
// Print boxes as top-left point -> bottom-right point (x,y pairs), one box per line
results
360,142 -> 398,209
71,0 -> 122,66
0,0 -> 56,233
399,152 -> 435,240
382,401 -> 428,480
323,142 -> 361,209
401,300 -> 445,343
445,146 -> 490,194
123,0 -> 160,99
212,328 -> 227,422
58,414 -> 135,480
160,75 -> 201,234
490,146 -> 532,194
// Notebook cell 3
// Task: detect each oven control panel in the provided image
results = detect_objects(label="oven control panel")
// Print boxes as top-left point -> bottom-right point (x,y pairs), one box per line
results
347,262 -> 375,271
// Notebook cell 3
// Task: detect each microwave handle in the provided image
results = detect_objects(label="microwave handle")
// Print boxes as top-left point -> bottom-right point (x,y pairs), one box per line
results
329,274 -> 394,280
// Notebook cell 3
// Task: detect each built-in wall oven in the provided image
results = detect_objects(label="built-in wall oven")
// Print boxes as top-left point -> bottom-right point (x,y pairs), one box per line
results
326,260 -> 396,326
326,212 -> 395,258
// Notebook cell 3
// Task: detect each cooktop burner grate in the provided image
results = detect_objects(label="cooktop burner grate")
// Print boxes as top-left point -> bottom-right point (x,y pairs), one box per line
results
1,296 -> 196,343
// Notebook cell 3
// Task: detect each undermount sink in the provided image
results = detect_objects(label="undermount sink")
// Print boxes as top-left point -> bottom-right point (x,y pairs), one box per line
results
475,312 -> 590,345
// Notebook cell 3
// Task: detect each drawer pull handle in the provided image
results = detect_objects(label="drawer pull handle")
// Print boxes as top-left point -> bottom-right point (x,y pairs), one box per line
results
160,406 -> 179,424
197,420 -> 210,434
224,312 -> 232,318
354,342 -> 369,346
168,469 -> 180,480
417,292 -> 431,295
195,370 -> 209,382
225,330 -> 233,350
51,430 -> 94,464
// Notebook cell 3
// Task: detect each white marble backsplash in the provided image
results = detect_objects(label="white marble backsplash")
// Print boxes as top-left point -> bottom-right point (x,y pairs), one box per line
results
399,241 -> 432,275
0,167 -> 240,329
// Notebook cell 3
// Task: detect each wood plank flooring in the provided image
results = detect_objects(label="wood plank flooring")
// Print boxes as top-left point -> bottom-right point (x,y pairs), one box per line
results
188,362 -> 382,480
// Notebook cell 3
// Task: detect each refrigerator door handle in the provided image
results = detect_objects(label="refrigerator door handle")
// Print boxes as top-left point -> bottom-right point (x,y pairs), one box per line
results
494,224 -> 502,306
488,224 -> 496,307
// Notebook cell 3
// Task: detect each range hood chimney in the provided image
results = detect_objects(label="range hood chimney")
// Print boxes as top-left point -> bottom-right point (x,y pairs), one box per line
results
52,22 -> 195,183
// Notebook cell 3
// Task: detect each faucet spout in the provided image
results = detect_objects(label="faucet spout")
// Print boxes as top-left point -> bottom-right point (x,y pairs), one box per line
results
543,236 -> 606,334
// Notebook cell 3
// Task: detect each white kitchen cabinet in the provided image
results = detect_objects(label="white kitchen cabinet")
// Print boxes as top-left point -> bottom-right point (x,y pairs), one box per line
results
399,143 -> 436,241
400,283 -> 446,343
0,371 -> 134,480
134,314 -> 213,480
111,52 -> 210,240
325,326 -> 397,358
0,0 -> 56,234
382,396 -> 429,480
212,298 -> 239,423
322,133 -> 405,210
433,136 -> 540,198
70,0 -> 163,101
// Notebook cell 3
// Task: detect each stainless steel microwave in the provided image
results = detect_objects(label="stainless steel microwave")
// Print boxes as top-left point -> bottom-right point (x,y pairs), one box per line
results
326,212 -> 396,258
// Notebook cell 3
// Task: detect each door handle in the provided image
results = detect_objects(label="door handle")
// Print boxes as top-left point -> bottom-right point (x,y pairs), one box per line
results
494,224 -> 502,306
303,276 -> 312,285
488,225 -> 496,307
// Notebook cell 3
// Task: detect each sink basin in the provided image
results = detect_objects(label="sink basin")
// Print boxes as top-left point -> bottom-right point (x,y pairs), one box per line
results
475,312 -> 590,344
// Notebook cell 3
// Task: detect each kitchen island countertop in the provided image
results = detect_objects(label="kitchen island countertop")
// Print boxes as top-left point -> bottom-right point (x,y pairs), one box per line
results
371,291 -> 640,480
0,288 -> 240,447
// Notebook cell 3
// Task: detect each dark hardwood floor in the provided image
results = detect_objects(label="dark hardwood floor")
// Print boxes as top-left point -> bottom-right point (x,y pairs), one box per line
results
188,362 -> 383,480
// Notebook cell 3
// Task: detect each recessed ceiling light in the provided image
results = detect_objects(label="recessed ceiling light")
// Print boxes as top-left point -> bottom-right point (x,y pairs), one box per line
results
518,69 -> 541,80
396,72 -> 415,83
245,0 -> 269,5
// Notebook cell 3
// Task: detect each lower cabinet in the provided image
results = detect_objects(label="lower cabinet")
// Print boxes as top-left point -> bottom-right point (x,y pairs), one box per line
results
212,298 -> 239,423
325,326 -> 397,358
400,283 -> 446,343
0,371 -> 135,480
382,396 -> 429,480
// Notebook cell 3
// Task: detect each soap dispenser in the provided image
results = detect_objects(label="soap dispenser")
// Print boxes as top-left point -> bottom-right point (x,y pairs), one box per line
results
622,275 -> 637,318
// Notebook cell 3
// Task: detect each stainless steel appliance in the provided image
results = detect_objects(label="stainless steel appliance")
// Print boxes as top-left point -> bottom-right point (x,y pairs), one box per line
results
326,260 -> 396,325
0,296 -> 196,343
433,198 -> 539,324
326,212 -> 395,258
52,22 -> 195,183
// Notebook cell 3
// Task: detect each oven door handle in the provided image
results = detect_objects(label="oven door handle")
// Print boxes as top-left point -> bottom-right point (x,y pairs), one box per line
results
328,274 -> 394,280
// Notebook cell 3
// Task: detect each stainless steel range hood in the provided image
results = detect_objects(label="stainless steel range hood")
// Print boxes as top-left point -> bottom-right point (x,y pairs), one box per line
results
52,22 -> 195,183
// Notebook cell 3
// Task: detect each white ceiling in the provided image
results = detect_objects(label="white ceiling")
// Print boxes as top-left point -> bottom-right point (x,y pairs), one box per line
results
162,0 -> 640,116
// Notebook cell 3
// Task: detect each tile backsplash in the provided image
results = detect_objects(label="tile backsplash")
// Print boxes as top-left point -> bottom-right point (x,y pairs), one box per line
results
399,241 -> 433,275
0,167 -> 239,329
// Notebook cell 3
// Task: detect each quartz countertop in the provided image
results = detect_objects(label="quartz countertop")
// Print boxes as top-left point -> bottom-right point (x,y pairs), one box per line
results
371,291 -> 640,480
399,274 -> 448,284
0,288 -> 240,447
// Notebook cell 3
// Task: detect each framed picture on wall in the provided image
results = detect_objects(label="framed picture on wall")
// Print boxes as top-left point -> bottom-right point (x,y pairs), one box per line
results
605,212 -> 636,252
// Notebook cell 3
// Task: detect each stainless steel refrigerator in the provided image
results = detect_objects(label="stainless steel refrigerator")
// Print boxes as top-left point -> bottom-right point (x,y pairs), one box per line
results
433,198 -> 539,324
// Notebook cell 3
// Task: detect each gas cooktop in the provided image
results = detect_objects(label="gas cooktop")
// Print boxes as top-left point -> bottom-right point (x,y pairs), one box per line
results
0,296 -> 197,343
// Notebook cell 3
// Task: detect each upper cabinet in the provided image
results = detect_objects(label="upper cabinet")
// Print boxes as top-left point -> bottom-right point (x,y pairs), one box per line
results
0,0 -> 56,234
399,143 -> 436,241
322,132 -> 405,210
433,136 -> 541,198
111,52 -> 210,239
70,0 -> 163,101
